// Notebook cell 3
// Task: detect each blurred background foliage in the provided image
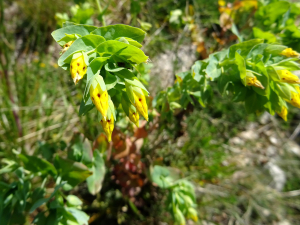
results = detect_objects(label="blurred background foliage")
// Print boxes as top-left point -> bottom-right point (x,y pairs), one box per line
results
1,0 -> 300,224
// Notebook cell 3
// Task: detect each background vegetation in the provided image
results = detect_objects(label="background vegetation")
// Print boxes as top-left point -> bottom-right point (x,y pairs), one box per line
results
1,0 -> 300,224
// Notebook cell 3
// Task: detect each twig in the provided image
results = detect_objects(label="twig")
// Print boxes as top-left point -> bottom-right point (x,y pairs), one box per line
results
289,122 -> 300,140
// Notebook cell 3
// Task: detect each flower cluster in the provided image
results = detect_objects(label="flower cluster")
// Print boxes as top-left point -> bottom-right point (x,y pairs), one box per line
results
52,24 -> 150,142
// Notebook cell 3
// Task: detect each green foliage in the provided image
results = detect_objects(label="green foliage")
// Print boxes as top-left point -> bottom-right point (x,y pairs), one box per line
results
155,39 -> 300,121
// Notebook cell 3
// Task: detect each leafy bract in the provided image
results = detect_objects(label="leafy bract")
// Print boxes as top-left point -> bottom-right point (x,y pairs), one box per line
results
58,34 -> 106,66
95,40 -> 148,64
51,24 -> 97,42
91,24 -> 146,43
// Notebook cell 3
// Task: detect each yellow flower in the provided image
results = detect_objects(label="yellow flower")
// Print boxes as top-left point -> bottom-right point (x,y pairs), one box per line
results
70,53 -> 87,85
129,106 -> 139,127
245,75 -> 264,89
90,84 -> 109,119
100,116 -> 114,142
296,85 -> 300,94
277,70 -> 300,84
61,41 -> 74,54
277,106 -> 288,121
280,48 -> 300,58
218,0 -> 226,6
286,91 -> 300,108
132,87 -> 148,121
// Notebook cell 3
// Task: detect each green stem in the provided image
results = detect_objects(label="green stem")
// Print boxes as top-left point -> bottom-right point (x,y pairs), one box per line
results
96,0 -> 106,26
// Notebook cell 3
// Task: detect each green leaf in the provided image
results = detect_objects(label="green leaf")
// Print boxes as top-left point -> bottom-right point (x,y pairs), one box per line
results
115,37 -> 143,48
66,195 -> 82,207
86,150 -> 106,195
54,156 -> 92,187
95,40 -> 148,64
191,60 -> 207,82
19,154 -> 57,177
151,166 -> 177,189
58,34 -> 106,67
29,182 -> 66,213
235,52 -> 247,80
206,50 -> 227,80
228,39 -> 264,59
253,27 -> 276,43
68,133 -> 93,166
57,34 -> 81,46
275,82 -> 292,100
87,57 -> 110,81
78,98 -> 94,116
231,23 -> 243,42
91,24 -> 146,43
51,24 -> 97,42
65,207 -> 90,225
105,72 -> 118,90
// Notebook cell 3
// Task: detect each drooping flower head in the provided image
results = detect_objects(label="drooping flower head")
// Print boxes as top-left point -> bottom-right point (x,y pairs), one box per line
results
121,93 -> 140,127
70,53 -> 87,85
132,87 -> 148,121
100,117 -> 114,142
98,97 -> 116,142
277,70 -> 300,84
90,83 -> 109,119
124,79 -> 149,121
280,48 -> 300,58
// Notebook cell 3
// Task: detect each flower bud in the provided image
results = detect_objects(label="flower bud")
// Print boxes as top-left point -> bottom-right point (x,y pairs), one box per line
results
277,106 -> 288,121
187,207 -> 198,222
129,106 -> 140,127
277,70 -> 300,84
245,74 -> 264,89
280,48 -> 300,58
70,53 -> 87,84
174,206 -> 186,225
132,87 -> 148,121
100,116 -> 114,142
90,84 -> 109,119
121,93 -> 140,127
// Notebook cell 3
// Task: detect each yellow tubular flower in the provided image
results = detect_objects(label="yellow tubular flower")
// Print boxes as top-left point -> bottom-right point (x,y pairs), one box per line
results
245,76 -> 264,89
277,70 -> 300,84
280,48 -> 300,58
61,41 -> 74,54
286,91 -> 300,108
133,88 -> 148,121
70,54 -> 87,85
90,84 -> 109,119
100,117 -> 114,142
128,107 -> 139,127
277,106 -> 288,121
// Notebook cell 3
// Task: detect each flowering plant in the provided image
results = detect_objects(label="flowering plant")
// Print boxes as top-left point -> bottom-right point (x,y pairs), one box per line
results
52,23 -> 150,141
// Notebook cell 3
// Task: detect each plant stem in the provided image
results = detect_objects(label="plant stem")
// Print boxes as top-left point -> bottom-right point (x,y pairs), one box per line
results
96,0 -> 106,26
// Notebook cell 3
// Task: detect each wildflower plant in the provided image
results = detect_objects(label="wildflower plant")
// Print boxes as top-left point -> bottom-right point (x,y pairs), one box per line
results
154,39 -> 300,122
52,23 -> 150,141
